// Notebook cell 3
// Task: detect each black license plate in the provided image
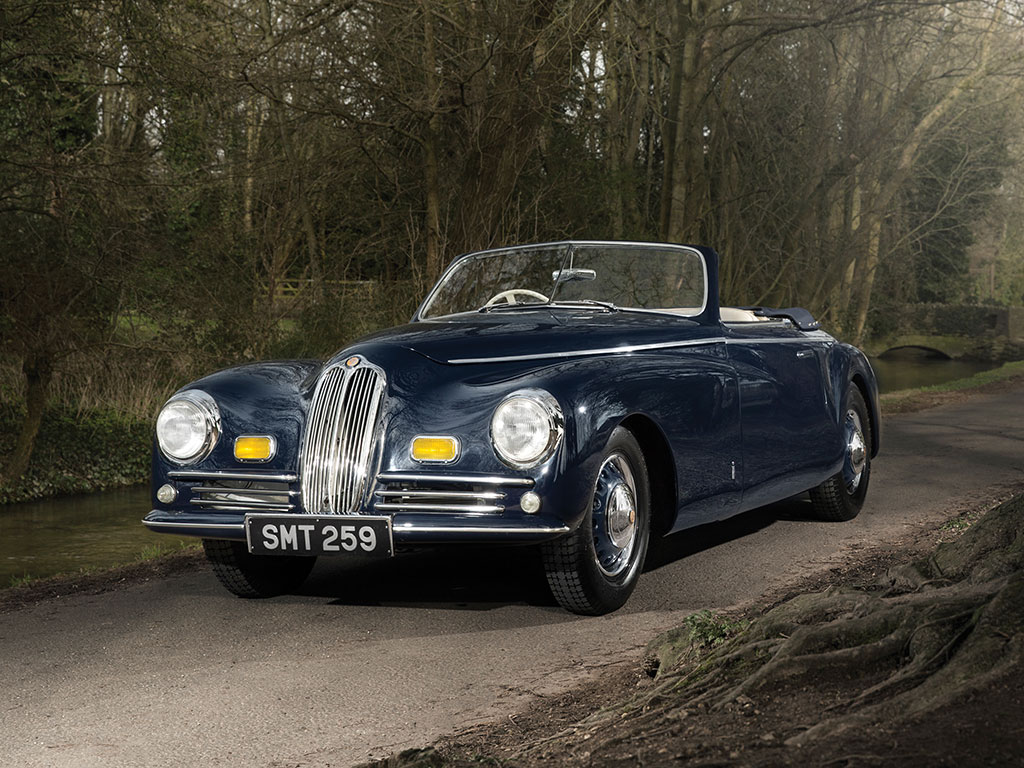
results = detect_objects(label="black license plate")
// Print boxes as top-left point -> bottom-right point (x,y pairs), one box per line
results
245,515 -> 393,557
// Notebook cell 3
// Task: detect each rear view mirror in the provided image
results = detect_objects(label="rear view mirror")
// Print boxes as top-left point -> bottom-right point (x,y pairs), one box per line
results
552,268 -> 597,283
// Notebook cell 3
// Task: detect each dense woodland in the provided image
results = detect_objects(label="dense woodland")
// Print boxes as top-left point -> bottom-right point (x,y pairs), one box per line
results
1,0 -> 1024,483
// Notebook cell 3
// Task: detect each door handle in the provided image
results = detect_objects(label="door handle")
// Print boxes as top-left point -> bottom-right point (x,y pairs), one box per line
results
796,349 -> 815,359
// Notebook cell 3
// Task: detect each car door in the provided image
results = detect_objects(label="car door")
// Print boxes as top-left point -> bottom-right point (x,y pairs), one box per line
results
725,322 -> 838,510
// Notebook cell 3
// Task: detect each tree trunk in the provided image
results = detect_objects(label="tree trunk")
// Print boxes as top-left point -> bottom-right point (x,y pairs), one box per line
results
422,1 -> 443,283
663,0 -> 708,245
0,354 -> 53,485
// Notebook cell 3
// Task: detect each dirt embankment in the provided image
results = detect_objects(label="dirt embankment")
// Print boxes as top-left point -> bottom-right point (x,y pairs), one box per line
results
365,490 -> 1024,768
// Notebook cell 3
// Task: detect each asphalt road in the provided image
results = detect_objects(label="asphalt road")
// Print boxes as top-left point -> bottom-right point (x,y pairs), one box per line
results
3,387 -> 1024,767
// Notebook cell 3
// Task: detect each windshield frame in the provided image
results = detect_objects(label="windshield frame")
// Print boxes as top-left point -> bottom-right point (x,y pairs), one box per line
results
413,241 -> 709,321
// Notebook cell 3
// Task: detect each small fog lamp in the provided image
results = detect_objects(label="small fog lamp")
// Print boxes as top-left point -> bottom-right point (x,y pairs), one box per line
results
411,435 -> 460,463
234,435 -> 276,462
156,484 -> 177,504
520,491 -> 542,514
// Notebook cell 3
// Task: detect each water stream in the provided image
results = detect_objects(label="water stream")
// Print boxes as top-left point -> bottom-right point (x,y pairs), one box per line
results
0,355 -> 1004,584
0,485 -> 189,585
870,354 -> 996,394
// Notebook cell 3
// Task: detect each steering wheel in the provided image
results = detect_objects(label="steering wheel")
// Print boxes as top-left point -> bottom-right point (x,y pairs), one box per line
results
483,288 -> 549,307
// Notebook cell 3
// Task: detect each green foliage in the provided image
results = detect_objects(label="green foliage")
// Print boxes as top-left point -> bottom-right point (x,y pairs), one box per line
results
8,573 -> 34,589
135,540 -> 202,562
683,609 -> 750,649
0,403 -> 151,505
646,610 -> 750,676
1,0 -> 1022,487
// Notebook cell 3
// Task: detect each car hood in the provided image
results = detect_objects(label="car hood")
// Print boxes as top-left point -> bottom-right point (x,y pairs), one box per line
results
337,310 -> 717,366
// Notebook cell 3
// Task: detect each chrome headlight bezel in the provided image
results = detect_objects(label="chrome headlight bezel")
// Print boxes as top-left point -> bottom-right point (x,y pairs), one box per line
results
156,390 -> 221,465
489,389 -> 564,469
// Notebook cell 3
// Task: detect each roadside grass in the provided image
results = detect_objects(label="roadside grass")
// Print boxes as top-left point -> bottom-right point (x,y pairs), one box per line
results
7,573 -> 34,589
134,539 -> 203,562
3,539 -> 202,592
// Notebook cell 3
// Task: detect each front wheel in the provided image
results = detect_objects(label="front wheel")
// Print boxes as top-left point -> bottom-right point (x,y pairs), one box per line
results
809,386 -> 872,522
541,427 -> 651,615
202,539 -> 316,598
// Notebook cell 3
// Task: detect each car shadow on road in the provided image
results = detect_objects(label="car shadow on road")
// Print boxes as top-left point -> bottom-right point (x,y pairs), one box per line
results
644,494 -> 813,572
298,543 -> 561,612
297,495 -> 819,612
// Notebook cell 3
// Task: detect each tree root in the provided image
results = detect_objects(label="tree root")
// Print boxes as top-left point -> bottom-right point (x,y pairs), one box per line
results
619,493 -> 1024,749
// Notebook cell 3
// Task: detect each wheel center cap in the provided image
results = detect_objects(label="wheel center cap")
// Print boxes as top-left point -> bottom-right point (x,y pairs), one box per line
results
606,483 -> 636,549
848,430 -> 866,475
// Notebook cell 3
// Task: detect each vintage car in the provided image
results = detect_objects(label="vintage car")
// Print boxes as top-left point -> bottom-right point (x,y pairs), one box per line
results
144,241 -> 879,615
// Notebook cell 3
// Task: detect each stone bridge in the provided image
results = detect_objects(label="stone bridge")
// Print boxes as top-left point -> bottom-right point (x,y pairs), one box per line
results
867,304 -> 1024,361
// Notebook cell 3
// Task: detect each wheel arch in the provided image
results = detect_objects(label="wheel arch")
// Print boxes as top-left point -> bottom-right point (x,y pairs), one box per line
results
618,413 -> 677,538
849,371 -> 880,458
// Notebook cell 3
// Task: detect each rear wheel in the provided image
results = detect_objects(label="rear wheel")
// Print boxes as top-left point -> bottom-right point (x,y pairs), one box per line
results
541,427 -> 650,615
202,539 -> 316,598
809,387 -> 872,522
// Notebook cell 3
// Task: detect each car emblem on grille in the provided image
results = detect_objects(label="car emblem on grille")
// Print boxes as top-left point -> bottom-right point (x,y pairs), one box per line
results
346,356 -> 360,367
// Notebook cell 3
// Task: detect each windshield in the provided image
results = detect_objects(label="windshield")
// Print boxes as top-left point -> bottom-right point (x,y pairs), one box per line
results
419,242 -> 707,319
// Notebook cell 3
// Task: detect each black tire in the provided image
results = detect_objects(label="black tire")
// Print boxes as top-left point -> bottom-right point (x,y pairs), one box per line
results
541,427 -> 651,615
809,386 -> 872,522
202,539 -> 316,598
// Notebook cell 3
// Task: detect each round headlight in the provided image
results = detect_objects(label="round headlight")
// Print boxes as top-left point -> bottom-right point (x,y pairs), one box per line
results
156,391 -> 220,464
490,390 -> 563,468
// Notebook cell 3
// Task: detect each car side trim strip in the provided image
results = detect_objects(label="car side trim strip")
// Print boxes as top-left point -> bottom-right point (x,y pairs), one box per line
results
446,333 -> 836,364
447,337 -> 727,364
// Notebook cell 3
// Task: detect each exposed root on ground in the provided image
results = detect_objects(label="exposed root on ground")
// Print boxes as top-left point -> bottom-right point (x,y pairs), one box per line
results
624,493 -> 1024,749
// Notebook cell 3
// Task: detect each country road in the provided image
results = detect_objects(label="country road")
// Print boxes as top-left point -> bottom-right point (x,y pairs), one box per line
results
3,386 -> 1024,768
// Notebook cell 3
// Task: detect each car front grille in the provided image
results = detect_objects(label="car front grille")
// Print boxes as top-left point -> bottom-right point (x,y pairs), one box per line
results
300,361 -> 387,514
373,472 -> 534,516
168,470 -> 297,513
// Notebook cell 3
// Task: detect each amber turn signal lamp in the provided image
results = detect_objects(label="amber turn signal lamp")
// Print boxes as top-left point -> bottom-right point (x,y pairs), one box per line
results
234,435 -> 276,462
411,436 -> 460,463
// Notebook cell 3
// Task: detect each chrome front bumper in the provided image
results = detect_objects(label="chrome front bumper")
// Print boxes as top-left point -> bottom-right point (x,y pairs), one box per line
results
143,510 -> 570,544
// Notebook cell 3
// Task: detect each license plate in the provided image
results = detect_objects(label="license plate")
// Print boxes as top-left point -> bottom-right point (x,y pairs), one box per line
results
244,515 -> 393,557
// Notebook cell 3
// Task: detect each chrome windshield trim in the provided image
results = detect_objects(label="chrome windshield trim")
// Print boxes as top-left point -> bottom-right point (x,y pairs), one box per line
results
447,337 -> 726,365
169,470 -> 299,482
417,241 -> 709,321
378,472 -> 534,487
143,520 -> 245,531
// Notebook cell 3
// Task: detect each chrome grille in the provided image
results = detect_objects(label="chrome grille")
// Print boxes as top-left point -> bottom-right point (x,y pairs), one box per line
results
301,362 -> 387,514
374,473 -> 534,516
169,470 -> 297,513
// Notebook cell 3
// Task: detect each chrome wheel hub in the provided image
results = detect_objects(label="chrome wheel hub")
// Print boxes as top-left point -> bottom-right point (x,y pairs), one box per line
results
606,483 -> 637,549
592,453 -> 638,577
844,409 -> 867,494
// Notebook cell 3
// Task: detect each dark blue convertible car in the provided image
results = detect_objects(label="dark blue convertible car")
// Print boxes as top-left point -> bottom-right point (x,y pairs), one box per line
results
145,241 -> 879,614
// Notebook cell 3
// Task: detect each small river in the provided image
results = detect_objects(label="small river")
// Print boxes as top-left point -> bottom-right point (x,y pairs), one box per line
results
0,355 -> 1003,585
870,354 -> 995,394
0,485 -> 189,585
